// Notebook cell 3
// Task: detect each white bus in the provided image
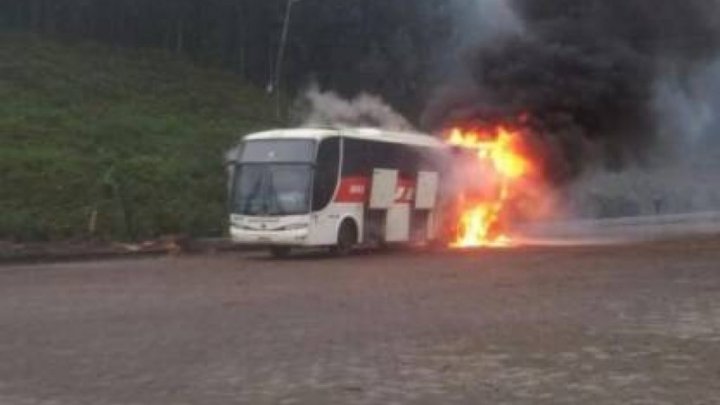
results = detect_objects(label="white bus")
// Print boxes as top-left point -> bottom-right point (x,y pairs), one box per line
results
227,128 -> 454,257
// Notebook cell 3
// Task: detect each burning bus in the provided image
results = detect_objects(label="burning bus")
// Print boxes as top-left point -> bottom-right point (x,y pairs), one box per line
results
227,128 -> 456,257
227,125 -> 537,257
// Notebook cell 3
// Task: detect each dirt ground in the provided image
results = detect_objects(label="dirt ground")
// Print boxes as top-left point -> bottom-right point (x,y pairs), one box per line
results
1,239 -> 719,404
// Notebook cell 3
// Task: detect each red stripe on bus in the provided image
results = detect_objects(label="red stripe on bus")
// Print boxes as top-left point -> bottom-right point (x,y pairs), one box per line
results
335,176 -> 417,204
335,176 -> 370,203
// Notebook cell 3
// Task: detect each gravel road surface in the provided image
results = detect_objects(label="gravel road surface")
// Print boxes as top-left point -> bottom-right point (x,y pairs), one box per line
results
1,239 -> 719,404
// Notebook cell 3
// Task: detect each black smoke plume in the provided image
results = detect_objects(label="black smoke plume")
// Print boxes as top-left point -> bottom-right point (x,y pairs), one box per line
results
423,0 -> 720,184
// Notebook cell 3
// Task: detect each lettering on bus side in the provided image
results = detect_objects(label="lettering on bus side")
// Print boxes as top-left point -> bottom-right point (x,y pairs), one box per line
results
335,177 -> 369,203
395,178 -> 416,204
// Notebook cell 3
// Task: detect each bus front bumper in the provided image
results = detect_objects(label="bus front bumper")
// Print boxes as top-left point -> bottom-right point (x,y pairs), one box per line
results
230,227 -> 310,246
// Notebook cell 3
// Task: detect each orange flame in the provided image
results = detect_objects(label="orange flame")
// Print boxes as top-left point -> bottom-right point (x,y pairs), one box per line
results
446,126 -> 533,248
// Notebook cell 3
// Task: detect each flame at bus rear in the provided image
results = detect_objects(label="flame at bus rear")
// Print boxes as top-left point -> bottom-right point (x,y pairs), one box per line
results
446,126 -> 534,248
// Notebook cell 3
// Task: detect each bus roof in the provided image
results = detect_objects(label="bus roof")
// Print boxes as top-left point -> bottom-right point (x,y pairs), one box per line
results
243,128 -> 447,149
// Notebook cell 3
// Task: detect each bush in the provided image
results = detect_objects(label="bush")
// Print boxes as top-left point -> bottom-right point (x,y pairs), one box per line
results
0,34 -> 277,241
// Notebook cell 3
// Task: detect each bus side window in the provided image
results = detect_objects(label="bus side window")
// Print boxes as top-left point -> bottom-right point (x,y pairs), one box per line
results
313,137 -> 340,211
372,142 -> 397,171
400,147 -> 420,178
367,141 -> 382,170
342,138 -> 364,177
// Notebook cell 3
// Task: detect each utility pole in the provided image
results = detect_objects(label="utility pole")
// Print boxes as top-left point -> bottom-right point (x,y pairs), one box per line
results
274,0 -> 301,121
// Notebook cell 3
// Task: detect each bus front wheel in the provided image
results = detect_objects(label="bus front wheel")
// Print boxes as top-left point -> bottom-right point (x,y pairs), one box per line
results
331,220 -> 357,256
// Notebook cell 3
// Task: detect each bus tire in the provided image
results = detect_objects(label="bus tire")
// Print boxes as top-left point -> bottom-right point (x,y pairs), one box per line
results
331,219 -> 357,256
269,246 -> 291,258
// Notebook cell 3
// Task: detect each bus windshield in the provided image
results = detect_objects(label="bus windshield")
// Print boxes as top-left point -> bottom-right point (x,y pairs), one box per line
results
232,164 -> 312,216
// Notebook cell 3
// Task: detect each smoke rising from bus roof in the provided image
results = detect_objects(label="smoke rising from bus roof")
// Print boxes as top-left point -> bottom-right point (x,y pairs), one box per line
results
423,0 -> 720,184
296,85 -> 415,132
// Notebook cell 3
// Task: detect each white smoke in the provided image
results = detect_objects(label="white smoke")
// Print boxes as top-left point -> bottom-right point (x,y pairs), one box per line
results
654,59 -> 720,163
568,52 -> 720,218
565,59 -> 720,219
296,86 -> 415,131
566,167 -> 720,218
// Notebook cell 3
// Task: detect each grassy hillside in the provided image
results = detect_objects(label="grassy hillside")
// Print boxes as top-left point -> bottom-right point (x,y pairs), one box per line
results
0,34 -> 278,241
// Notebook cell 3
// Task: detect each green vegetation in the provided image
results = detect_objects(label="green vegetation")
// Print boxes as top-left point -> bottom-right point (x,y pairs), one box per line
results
0,34 -> 277,241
